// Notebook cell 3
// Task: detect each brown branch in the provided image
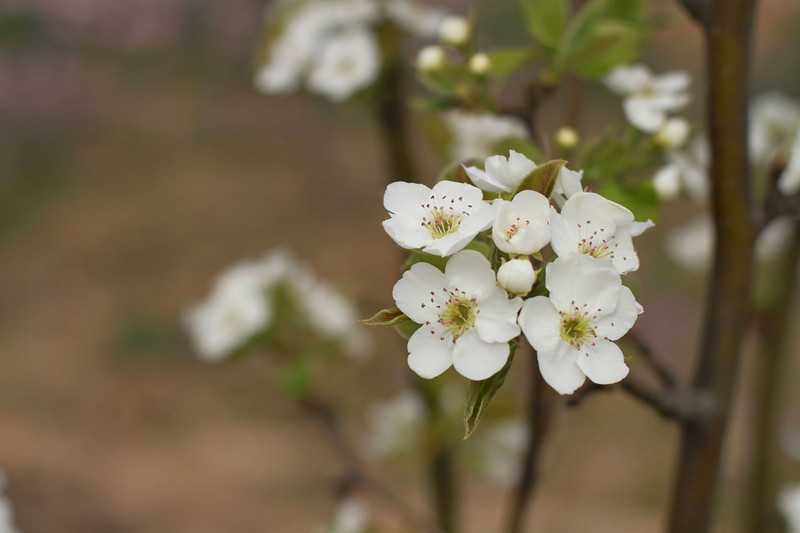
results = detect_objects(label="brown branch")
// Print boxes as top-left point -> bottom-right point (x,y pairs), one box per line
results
677,0 -> 712,27
667,2 -> 759,532
626,329 -> 678,388
621,377 -> 715,423
505,344 -> 555,533
299,397 -> 438,533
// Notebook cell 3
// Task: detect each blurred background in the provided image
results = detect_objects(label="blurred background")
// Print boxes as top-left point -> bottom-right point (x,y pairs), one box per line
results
1,0 -> 799,531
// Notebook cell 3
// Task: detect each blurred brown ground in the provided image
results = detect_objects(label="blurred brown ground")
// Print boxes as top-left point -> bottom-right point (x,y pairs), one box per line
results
0,1 -> 799,532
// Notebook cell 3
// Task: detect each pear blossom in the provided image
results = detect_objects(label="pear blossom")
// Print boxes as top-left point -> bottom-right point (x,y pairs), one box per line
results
750,92 -> 800,164
366,390 -> 425,456
492,190 -> 551,255
653,137 -> 709,201
445,111 -> 529,161
550,165 -> 584,208
323,498 -> 370,533
393,250 -> 523,380
417,45 -> 446,72
307,28 -> 379,101
476,420 -> 528,486
605,64 -> 690,133
497,259 -> 536,296
464,150 -> 536,193
0,473 -> 19,533
550,192 -> 654,274
439,15 -> 470,46
519,256 -> 641,394
780,485 -> 800,533
382,181 -> 495,257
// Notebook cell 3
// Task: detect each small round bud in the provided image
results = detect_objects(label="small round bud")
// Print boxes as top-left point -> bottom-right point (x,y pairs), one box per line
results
497,259 -> 536,297
439,16 -> 470,46
655,118 -> 690,149
555,127 -> 579,149
468,53 -> 491,75
416,45 -> 446,72
653,167 -> 681,200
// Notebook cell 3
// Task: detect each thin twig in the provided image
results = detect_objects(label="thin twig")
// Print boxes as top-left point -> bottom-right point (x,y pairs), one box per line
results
299,397 -> 439,533
620,377 -> 715,423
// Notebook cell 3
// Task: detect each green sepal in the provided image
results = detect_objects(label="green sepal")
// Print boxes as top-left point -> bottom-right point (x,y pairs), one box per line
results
518,159 -> 567,197
463,343 -> 516,439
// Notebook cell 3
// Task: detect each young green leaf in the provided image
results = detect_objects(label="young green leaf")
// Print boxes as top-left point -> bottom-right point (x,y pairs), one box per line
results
464,348 -> 515,438
520,0 -> 569,48
485,47 -> 538,78
518,159 -> 567,196
362,306 -> 408,326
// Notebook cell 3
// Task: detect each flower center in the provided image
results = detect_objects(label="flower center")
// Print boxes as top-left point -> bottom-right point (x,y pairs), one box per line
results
504,217 -> 530,241
578,240 -> 610,258
423,207 -> 462,239
559,311 -> 595,349
439,293 -> 477,339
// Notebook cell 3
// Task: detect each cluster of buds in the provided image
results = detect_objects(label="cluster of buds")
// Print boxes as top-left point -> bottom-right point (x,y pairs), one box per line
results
416,14 -> 494,80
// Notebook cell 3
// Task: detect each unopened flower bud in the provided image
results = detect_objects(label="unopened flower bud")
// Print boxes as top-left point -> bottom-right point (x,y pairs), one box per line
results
468,53 -> 491,75
497,259 -> 536,296
417,45 -> 446,72
439,16 -> 470,46
655,118 -> 690,149
555,127 -> 579,149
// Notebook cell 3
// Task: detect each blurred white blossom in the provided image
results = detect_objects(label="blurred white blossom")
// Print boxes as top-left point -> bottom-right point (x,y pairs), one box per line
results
417,45 -> 446,72
308,27 -> 380,101
653,137 -> 709,201
781,485 -> 800,533
655,118 -> 690,150
0,473 -> 19,533
385,0 -> 447,37
750,93 -> 800,195
445,111 -> 529,161
366,390 -> 425,456
438,15 -> 470,46
323,498 -> 370,533
605,64 -> 690,133
476,420 -> 528,486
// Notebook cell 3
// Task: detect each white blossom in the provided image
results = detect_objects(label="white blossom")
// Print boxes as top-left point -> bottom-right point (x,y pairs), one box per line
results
0,473 -> 20,533
385,0 -> 447,37
497,259 -> 536,297
653,137 -> 709,201
366,390 -> 425,456
382,180 -> 496,257
393,251 -> 522,380
550,165 -> 584,208
655,117 -> 690,150
519,255 -> 641,394
324,498 -> 370,533
308,27 -> 379,101
468,53 -> 491,75
439,15 -> 470,46
780,485 -> 800,533
417,45 -> 446,72
476,420 -> 528,486
750,92 -> 800,164
605,64 -> 690,133
492,190 -> 551,255
464,150 -> 536,193
445,111 -> 529,161
550,192 -> 653,274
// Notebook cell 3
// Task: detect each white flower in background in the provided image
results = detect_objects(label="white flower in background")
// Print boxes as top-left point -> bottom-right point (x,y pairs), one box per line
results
492,191 -> 551,255
184,251 -> 294,361
439,15 -> 470,46
0,473 -> 19,533
476,420 -> 528,486
519,256 -> 641,394
382,181 -> 495,257
385,0 -> 447,37
780,485 -> 800,533
605,64 -> 690,133
550,192 -> 653,274
445,111 -> 529,161
653,137 -> 709,201
779,135 -> 800,195
667,216 -> 795,271
393,251 -> 523,380
750,92 -> 800,164
550,165 -> 584,208
468,53 -> 491,75
308,27 -> 379,101
655,117 -> 690,150
464,150 -> 536,193
324,498 -> 370,533
497,259 -> 537,296
555,127 -> 579,149
366,390 -> 425,457
417,45 -> 446,72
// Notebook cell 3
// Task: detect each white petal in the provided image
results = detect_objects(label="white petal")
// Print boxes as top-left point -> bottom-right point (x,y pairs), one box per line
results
630,219 -> 655,237
423,232 -> 475,257
575,338 -> 629,385
778,134 -> 800,195
407,324 -> 453,378
475,287 -> 522,343
594,286 -> 642,340
445,250 -> 496,300
549,209 -> 580,262
518,296 -> 561,354
545,256 -> 622,316
551,167 -> 584,207
561,192 -> 634,228
652,71 -> 690,93
624,97 -> 666,132
506,150 -> 537,182
605,65 -> 652,94
452,330 -> 509,380
537,344 -> 586,395
392,262 -> 447,324
383,217 -> 431,249
384,181 -> 431,215
464,165 -> 508,193
609,229 -> 640,274
431,179 -> 485,205
653,164 -> 681,199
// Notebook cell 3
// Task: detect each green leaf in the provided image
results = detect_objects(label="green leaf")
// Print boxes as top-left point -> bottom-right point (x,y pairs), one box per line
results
362,306 -> 408,326
404,250 -> 448,272
464,348 -> 515,439
597,180 -> 659,220
485,47 -> 538,78
518,159 -> 566,196
569,20 -> 640,79
279,358 -> 312,399
520,0 -> 569,48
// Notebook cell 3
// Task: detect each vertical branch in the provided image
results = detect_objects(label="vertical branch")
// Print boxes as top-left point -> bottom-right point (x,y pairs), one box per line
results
668,2 -> 758,532
748,224 -> 800,533
505,344 -> 554,533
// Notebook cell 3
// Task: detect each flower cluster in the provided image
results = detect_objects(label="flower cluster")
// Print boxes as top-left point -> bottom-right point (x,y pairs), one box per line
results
379,150 -> 652,394
184,249 -> 369,361
255,0 -> 446,101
